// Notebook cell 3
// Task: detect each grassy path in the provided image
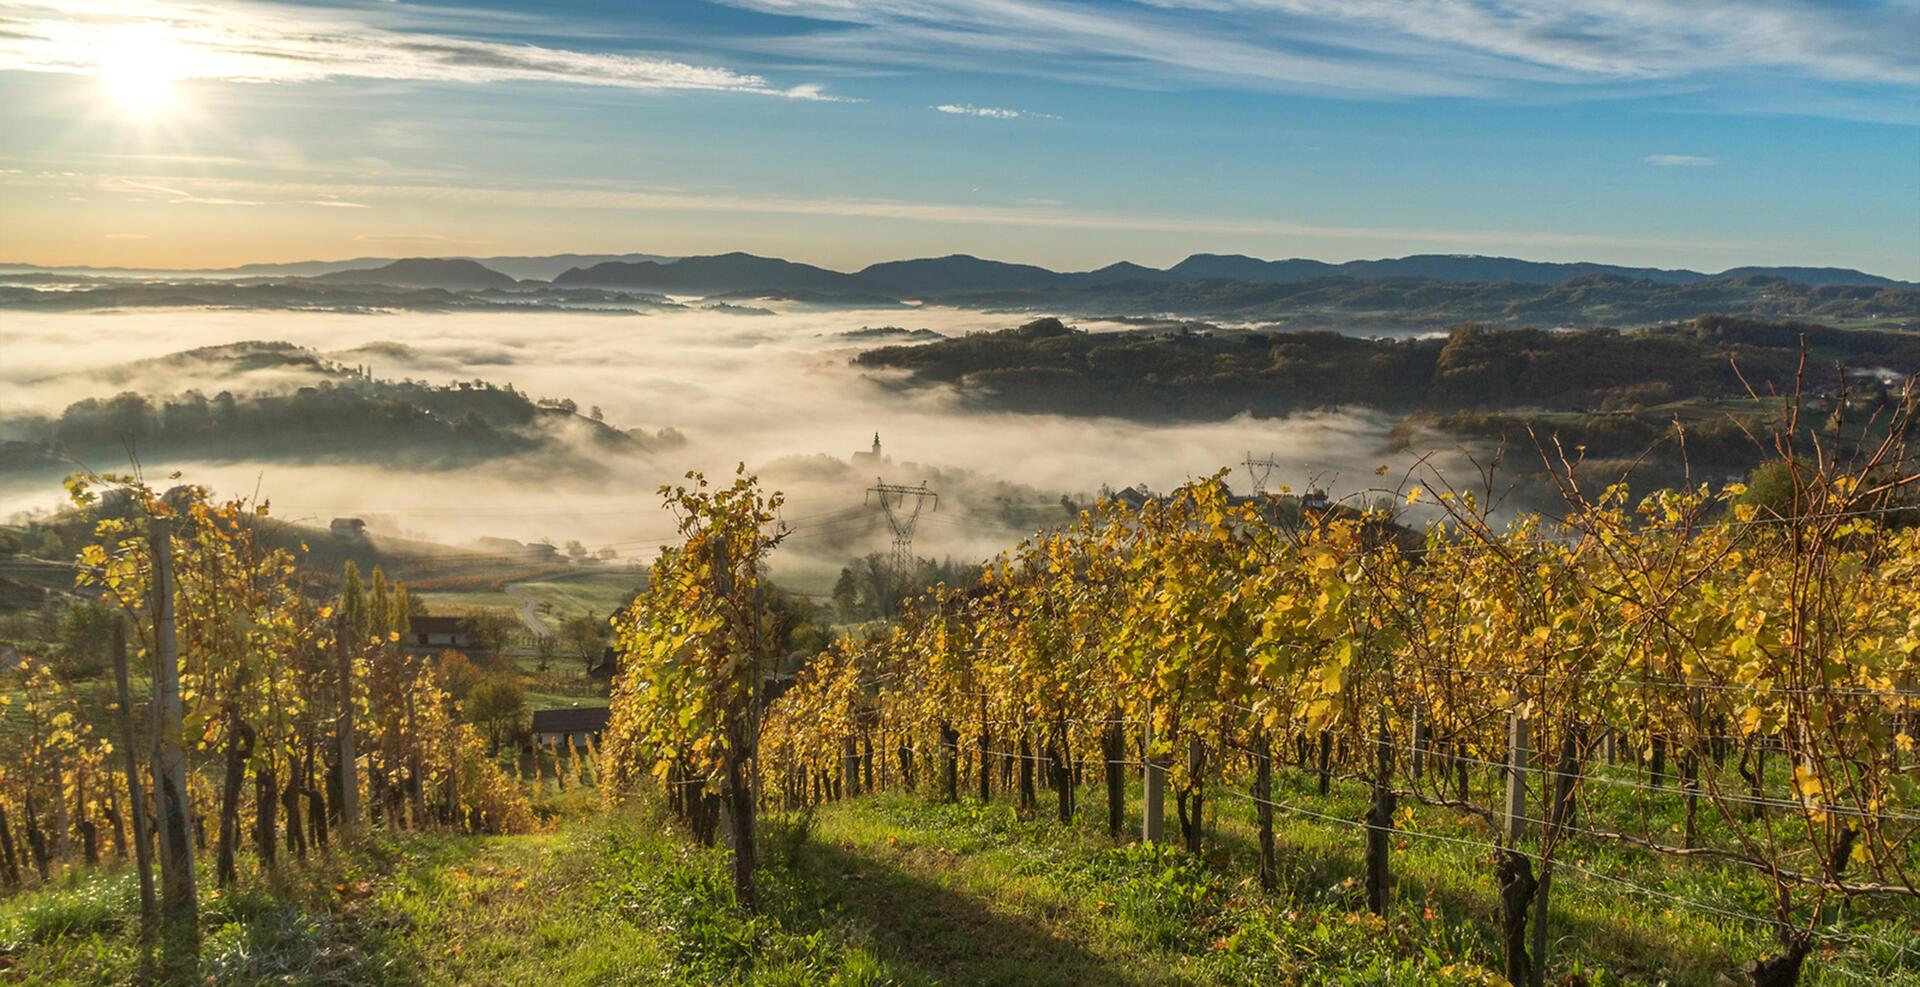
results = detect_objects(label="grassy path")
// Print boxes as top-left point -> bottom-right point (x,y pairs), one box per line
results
3,790 -> 1915,985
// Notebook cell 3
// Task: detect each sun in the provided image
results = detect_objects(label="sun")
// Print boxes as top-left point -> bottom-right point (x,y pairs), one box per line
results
96,25 -> 193,117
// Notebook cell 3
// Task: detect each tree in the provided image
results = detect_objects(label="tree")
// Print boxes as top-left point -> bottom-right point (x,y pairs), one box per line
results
558,614 -> 607,678
464,611 -> 520,664
460,675 -> 525,752
55,600 -> 116,678
831,568 -> 860,622
1738,460 -> 1804,520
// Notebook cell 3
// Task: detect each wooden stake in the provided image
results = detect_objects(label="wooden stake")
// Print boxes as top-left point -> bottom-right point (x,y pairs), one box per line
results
148,518 -> 198,953
1504,708 -> 1529,842
1141,719 -> 1166,843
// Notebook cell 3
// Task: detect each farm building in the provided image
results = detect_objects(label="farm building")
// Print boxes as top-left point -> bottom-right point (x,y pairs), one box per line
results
530,706 -> 611,748
409,615 -> 474,650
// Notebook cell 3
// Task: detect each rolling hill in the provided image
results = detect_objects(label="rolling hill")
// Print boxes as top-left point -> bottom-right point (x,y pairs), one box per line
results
549,250 -> 1909,298
312,257 -> 520,290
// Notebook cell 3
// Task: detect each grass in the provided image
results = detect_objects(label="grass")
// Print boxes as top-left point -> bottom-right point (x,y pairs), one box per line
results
416,569 -> 640,637
1,775 -> 1914,986
510,571 -> 642,623
411,590 -> 522,615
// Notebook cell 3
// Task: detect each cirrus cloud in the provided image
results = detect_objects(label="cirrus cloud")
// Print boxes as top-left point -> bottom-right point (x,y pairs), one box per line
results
719,0 -> 1920,107
0,0 -> 848,100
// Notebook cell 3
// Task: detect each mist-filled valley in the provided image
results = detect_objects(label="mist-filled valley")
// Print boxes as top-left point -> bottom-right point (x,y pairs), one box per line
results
1,303 -> 1490,591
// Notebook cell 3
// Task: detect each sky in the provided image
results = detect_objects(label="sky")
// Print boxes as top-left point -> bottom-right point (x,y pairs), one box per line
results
0,0 -> 1915,277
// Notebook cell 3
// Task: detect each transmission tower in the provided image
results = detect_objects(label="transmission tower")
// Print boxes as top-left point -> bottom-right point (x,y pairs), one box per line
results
866,478 -> 939,577
1243,453 -> 1284,495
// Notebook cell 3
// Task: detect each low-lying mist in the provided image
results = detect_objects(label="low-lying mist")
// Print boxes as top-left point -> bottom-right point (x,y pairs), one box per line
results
0,304 -> 1490,590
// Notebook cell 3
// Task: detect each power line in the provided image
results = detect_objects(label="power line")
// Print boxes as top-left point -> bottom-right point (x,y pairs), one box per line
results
867,478 -> 938,578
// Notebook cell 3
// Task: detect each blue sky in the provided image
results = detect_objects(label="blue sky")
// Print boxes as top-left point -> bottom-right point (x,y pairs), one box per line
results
0,0 -> 1915,277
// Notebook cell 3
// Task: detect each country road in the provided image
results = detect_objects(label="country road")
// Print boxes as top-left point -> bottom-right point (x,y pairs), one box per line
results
504,583 -> 548,637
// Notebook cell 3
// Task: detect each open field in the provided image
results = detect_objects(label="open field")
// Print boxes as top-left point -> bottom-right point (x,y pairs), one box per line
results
510,570 -> 644,621
415,569 -> 643,627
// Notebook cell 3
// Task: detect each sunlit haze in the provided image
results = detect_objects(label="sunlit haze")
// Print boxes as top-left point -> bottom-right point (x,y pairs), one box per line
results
0,0 -> 1914,275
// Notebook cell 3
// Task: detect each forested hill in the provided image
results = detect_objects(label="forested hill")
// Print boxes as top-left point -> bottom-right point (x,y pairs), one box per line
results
937,273 -> 1919,329
0,341 -> 683,475
551,251 -> 1910,292
10,255 -> 1912,328
855,315 -> 1920,420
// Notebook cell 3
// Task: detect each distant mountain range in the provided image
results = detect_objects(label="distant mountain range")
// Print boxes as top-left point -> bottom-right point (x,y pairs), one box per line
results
4,249 -> 1912,327
0,252 -> 677,282
10,249 -> 1903,291
549,251 -> 1912,295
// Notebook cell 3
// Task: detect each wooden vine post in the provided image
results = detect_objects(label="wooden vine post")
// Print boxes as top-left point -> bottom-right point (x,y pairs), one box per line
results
147,518 -> 199,955
1141,717 -> 1166,843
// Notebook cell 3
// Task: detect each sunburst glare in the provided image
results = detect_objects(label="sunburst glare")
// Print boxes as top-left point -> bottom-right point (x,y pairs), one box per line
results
95,24 -> 193,117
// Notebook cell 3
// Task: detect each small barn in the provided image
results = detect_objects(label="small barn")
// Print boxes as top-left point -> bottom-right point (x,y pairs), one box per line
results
409,615 -> 474,650
330,517 -> 369,540
530,706 -> 611,749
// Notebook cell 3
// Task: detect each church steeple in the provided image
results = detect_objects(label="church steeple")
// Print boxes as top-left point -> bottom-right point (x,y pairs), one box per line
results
872,432 -> 882,454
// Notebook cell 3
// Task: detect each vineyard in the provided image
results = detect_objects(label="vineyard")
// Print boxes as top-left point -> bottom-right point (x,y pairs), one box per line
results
601,453 -> 1920,985
1,444 -> 1917,983
0,476 -> 534,978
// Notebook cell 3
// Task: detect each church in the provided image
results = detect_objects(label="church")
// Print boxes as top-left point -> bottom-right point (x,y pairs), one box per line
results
852,432 -> 888,467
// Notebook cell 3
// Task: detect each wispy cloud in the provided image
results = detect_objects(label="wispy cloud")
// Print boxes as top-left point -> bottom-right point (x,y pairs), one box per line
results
0,0 -> 846,100
111,178 -> 264,205
933,103 -> 1056,120
103,232 -> 148,239
6,168 -> 1758,255
352,233 -> 491,245
305,199 -> 370,208
1643,154 -> 1716,167
719,0 -> 1920,103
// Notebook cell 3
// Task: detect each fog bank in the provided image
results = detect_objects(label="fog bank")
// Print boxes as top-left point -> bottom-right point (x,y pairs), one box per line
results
0,304 -> 1488,589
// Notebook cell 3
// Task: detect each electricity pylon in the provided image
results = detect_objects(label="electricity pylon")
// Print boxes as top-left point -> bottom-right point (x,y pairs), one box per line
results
1244,453 -> 1285,495
866,479 -> 938,577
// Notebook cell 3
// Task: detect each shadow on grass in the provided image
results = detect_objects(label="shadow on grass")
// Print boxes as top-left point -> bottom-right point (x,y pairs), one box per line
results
786,837 -> 1152,987
1194,769 -> 1753,983
888,771 -> 1748,984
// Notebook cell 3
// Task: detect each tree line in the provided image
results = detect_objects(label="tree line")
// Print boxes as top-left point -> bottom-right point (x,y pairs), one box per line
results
855,315 -> 1920,421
